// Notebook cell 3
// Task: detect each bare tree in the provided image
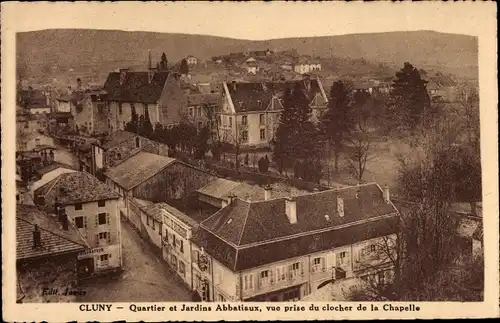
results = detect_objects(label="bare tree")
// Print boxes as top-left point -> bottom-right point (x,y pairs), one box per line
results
346,124 -> 376,183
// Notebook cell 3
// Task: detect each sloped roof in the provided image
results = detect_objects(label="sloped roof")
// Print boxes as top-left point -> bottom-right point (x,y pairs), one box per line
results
187,93 -> 221,106
103,71 -> 170,103
19,89 -> 50,109
104,151 -> 176,190
35,162 -> 76,177
31,168 -> 78,193
97,130 -> 138,150
225,79 -> 326,113
16,204 -> 88,260
194,183 -> 399,271
197,178 -> 241,199
35,171 -> 120,205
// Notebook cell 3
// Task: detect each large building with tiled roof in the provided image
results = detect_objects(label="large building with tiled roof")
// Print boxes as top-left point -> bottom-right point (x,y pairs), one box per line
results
190,183 -> 399,301
16,204 -> 89,303
103,151 -> 215,228
219,74 -> 328,148
103,68 -> 187,132
90,129 -> 169,176
32,171 -> 123,277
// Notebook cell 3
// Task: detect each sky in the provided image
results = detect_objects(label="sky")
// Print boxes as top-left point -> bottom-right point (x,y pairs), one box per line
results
2,2 -> 493,40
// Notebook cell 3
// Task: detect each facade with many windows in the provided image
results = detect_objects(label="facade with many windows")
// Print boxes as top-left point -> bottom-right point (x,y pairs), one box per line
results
191,183 -> 399,301
218,76 -> 328,148
32,171 -> 122,277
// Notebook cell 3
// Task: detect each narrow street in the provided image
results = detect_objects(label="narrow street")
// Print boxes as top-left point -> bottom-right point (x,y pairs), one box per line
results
79,219 -> 192,302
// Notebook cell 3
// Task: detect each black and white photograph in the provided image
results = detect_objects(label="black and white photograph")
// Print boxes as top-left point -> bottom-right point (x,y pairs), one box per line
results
2,2 -> 498,321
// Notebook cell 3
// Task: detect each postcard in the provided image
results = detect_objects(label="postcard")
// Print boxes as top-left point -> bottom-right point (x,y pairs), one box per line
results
2,1 -> 498,321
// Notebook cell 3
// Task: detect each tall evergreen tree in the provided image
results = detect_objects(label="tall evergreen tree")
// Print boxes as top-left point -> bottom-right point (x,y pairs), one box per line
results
180,59 -> 189,75
320,80 -> 354,172
390,62 -> 431,131
140,106 -> 154,139
125,104 -> 139,133
273,82 -> 322,173
159,53 -> 168,71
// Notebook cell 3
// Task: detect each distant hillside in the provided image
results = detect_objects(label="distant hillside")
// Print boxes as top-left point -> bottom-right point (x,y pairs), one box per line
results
16,29 -> 478,81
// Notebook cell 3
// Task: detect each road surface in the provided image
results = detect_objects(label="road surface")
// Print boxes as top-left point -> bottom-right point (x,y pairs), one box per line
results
79,220 -> 192,302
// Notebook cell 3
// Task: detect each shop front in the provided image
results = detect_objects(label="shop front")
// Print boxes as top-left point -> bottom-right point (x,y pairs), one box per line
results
77,244 -> 121,278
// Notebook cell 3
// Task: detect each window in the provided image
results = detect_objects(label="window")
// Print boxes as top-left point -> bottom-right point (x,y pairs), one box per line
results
135,137 -> 140,148
312,257 -> 326,273
97,232 -> 110,245
74,203 -> 83,211
179,261 -> 186,277
118,103 -> 123,115
24,122 -> 29,129
173,234 -> 177,247
189,107 -> 194,117
337,251 -> 348,266
276,266 -> 286,282
260,270 -> 273,287
242,115 -> 248,125
243,274 -> 254,291
290,262 -> 302,278
98,200 -> 106,207
217,294 -> 226,302
152,220 -> 155,230
260,129 -> 266,141
228,117 -> 232,128
180,240 -> 184,253
98,213 -> 108,225
259,114 -> 265,125
75,216 -> 85,229
146,215 -> 150,226
241,130 -> 248,142
370,244 -> 377,252
100,254 -> 109,267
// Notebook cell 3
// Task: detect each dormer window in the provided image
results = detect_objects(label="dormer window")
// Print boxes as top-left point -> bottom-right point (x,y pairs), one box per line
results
119,72 -> 126,85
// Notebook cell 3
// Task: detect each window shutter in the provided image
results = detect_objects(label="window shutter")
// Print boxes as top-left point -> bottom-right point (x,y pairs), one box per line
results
106,213 -> 110,225
96,234 -> 99,245
107,231 -> 111,243
109,253 -> 112,259
270,269 -> 275,284
300,262 -> 304,276
95,214 -> 99,227
322,258 -> 326,271
84,217 -> 87,228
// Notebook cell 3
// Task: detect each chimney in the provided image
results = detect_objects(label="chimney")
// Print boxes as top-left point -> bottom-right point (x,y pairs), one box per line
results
148,68 -> 156,84
383,185 -> 390,204
337,195 -> 344,217
264,185 -> 272,201
285,196 -> 297,224
119,69 -> 129,85
32,224 -> 42,249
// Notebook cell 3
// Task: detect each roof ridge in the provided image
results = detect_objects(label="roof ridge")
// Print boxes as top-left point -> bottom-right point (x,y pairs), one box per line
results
239,212 -> 398,250
17,216 -> 88,248
39,172 -> 65,198
236,201 -> 252,245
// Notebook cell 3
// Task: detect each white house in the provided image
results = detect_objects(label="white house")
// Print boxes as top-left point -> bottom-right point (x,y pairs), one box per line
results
191,183 -> 399,302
